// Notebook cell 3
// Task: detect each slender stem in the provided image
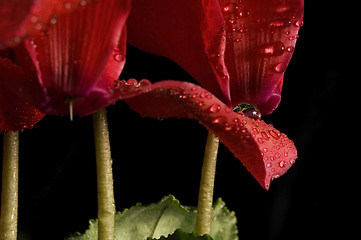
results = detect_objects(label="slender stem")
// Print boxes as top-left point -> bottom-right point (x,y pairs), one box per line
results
196,132 -> 219,236
0,131 -> 19,240
93,109 -> 115,240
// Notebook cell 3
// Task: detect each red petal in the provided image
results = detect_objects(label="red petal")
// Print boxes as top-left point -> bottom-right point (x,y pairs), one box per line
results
0,57 -> 44,131
127,0 -> 304,115
219,0 -> 304,114
0,0 -> 99,48
127,0 -> 232,106
23,0 -> 130,115
116,80 -> 297,190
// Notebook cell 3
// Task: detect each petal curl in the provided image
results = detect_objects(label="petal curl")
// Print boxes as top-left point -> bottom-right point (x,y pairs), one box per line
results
23,0 -> 130,115
115,79 -> 297,189
127,0 -> 231,106
0,0 -> 99,48
0,57 -> 44,131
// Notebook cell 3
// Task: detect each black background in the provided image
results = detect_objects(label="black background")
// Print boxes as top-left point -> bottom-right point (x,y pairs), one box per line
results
1,4 -> 353,240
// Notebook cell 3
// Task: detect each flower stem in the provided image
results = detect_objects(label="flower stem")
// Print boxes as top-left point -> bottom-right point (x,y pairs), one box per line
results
0,131 -> 19,240
196,132 -> 219,236
93,109 -> 115,240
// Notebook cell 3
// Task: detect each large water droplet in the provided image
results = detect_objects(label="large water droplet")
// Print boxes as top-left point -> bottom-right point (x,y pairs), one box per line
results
209,104 -> 221,113
233,103 -> 261,120
269,129 -> 281,140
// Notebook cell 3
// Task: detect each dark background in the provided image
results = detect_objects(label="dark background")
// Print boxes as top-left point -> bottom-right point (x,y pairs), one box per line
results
1,5 -> 352,240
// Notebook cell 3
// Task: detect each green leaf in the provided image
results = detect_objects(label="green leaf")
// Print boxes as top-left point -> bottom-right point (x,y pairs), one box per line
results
147,229 -> 213,240
67,195 -> 238,240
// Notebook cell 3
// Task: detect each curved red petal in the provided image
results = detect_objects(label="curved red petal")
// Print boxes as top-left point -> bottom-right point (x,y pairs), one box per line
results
0,0 -> 100,48
127,0 -> 231,106
0,57 -> 44,131
116,80 -> 297,189
220,0 -> 304,114
23,0 -> 130,115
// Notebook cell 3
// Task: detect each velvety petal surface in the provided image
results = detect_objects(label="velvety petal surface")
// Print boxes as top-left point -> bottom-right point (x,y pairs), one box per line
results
114,79 -> 297,189
0,0 -> 99,48
126,0 -> 232,106
219,0 -> 304,114
23,0 -> 130,115
0,57 -> 44,131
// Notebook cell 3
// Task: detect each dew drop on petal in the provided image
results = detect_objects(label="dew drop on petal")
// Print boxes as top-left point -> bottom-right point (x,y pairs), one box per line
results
139,79 -> 151,87
274,62 -> 288,73
209,104 -> 221,113
269,129 -> 281,140
259,42 -> 285,56
279,161 -> 286,168
233,103 -> 261,120
113,53 -> 124,62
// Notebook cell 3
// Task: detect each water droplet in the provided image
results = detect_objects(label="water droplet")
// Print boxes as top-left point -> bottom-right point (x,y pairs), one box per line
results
274,62 -> 288,73
209,104 -> 221,113
198,101 -> 205,107
139,79 -> 151,87
238,9 -> 250,17
257,138 -> 265,144
266,163 -> 272,168
294,19 -> 304,27
279,161 -> 286,168
233,103 -> 261,120
261,131 -> 270,141
269,129 -> 281,140
260,42 -> 285,56
222,3 -> 239,13
212,116 -> 223,124
114,53 -> 124,62
225,123 -> 232,131
286,46 -> 295,52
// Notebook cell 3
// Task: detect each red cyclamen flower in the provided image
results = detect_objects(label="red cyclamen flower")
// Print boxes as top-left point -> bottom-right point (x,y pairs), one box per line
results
127,0 -> 304,115
9,0 -> 131,116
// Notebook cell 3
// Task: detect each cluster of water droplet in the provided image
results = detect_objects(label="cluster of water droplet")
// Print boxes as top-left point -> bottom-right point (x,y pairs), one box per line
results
220,0 -> 303,74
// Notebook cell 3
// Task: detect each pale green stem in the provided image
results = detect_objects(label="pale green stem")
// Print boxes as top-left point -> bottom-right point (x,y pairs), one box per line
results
0,131 -> 19,240
93,109 -> 115,240
196,132 -> 219,236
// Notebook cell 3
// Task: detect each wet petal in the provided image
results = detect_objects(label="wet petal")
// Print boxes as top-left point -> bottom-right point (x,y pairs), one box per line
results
116,80 -> 297,189
0,57 -> 44,131
0,0 -> 98,48
127,0 -> 231,106
219,0 -> 304,114
24,0 -> 130,115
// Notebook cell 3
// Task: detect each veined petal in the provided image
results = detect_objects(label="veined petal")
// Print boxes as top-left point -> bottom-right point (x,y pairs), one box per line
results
219,0 -> 304,114
0,0 -> 98,48
115,79 -> 297,190
127,0 -> 231,106
0,57 -> 44,131
24,0 -> 130,115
